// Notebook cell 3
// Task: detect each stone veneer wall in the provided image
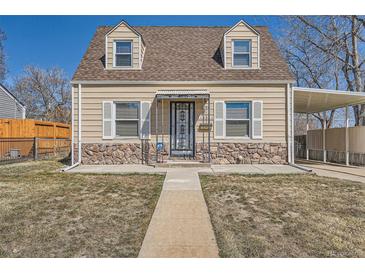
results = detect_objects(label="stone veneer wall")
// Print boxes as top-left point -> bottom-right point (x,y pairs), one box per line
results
82,142 -> 287,165
196,143 -> 287,164
83,143 -> 146,164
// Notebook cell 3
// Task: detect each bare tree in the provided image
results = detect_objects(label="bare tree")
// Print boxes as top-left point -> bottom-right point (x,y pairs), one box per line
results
12,66 -> 71,123
294,113 -> 318,136
0,28 -> 6,83
281,16 -> 365,130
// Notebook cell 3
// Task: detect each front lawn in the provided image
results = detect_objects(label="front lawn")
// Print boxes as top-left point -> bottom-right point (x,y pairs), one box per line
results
0,161 -> 164,257
200,174 -> 365,257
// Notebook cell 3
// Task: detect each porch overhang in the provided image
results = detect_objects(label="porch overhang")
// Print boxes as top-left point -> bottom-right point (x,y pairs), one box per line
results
293,87 -> 365,113
156,89 -> 209,99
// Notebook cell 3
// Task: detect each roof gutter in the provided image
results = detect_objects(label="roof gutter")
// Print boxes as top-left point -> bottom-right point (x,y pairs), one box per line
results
293,86 -> 365,96
70,80 -> 295,85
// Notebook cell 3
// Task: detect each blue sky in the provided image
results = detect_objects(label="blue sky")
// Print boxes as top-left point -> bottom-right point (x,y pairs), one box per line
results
0,15 -> 285,84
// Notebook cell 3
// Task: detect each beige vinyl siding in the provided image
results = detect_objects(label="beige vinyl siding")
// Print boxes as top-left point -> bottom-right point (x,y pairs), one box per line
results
140,41 -> 146,68
211,87 -> 285,142
106,23 -> 141,69
73,84 -> 287,144
225,22 -> 259,69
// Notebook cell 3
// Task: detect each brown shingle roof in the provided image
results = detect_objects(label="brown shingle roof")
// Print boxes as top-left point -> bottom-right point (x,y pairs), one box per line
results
72,25 -> 294,82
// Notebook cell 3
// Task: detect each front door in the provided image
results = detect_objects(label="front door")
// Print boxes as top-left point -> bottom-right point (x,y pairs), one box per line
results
170,102 -> 195,157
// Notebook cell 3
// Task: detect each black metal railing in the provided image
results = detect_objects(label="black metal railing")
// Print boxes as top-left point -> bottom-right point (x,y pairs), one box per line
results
141,139 -> 150,165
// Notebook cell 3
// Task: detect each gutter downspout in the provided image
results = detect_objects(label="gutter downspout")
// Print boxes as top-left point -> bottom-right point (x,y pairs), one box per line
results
63,84 -> 81,172
287,83 -> 292,164
71,85 -> 74,165
291,83 -> 295,164
288,84 -> 311,172
289,162 -> 312,172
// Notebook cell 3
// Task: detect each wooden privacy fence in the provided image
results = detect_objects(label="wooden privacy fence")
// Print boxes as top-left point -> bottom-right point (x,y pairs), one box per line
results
0,118 -> 70,138
295,126 -> 365,166
0,119 -> 71,163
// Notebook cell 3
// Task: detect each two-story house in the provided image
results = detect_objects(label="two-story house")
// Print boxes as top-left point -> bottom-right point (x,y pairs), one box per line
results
71,19 -> 295,165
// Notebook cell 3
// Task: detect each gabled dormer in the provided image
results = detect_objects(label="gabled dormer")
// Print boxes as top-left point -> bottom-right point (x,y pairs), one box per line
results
105,20 -> 145,70
220,20 -> 260,69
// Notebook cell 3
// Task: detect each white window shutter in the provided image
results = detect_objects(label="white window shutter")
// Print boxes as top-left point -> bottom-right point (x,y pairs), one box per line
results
214,101 -> 224,138
140,101 -> 151,139
102,101 -> 114,139
252,100 -> 263,139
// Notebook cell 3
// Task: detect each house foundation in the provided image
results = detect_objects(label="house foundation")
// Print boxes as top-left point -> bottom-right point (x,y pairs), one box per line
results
81,142 -> 287,165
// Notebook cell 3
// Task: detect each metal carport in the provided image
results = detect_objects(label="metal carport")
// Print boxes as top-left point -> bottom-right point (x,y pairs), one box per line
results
292,87 -> 365,165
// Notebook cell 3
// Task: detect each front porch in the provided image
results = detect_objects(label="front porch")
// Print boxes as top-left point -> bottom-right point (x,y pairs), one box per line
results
152,90 -> 211,164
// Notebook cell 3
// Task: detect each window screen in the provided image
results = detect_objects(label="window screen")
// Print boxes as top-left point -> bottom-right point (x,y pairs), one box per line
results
225,102 -> 250,137
115,102 -> 139,137
115,41 -> 132,67
233,40 -> 251,67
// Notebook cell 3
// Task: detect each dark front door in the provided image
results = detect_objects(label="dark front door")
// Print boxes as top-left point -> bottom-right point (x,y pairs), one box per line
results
170,102 -> 195,157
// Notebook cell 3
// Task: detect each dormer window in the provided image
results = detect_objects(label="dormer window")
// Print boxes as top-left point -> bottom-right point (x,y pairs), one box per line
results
105,20 -> 145,69
114,40 -> 132,67
232,40 -> 251,67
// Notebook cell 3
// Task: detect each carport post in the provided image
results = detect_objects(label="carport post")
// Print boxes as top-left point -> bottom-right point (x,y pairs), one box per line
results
322,111 -> 326,163
155,98 -> 158,163
208,96 -> 211,163
291,84 -> 295,163
306,113 -> 309,160
345,105 -> 350,166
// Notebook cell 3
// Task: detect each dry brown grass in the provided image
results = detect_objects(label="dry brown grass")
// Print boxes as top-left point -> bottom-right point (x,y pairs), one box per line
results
0,161 -> 163,257
200,174 -> 365,258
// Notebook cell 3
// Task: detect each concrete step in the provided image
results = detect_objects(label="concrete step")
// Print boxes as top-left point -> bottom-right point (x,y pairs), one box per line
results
154,161 -> 211,168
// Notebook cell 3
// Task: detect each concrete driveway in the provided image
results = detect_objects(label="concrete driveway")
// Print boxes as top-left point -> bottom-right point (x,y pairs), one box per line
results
296,160 -> 365,183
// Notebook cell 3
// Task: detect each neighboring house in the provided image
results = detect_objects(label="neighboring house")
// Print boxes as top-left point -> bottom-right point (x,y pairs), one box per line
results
71,19 -> 296,165
0,84 -> 26,119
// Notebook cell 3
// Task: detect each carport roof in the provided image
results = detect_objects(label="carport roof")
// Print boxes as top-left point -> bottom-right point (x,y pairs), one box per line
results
293,87 -> 365,113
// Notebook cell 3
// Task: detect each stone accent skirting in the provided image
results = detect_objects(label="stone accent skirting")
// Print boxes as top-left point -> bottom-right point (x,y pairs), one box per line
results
81,143 -> 167,165
82,143 -> 145,164
197,142 -> 287,164
81,142 -> 287,165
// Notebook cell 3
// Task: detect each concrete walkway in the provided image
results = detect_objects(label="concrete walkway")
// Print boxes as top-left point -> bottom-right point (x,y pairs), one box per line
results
67,164 -> 304,175
138,168 -> 219,258
66,164 -> 168,174
296,160 -> 365,183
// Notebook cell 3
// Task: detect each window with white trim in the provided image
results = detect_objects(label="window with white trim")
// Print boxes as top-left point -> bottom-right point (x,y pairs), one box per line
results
115,102 -> 139,137
225,102 -> 250,137
114,41 -> 132,67
232,40 -> 251,67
